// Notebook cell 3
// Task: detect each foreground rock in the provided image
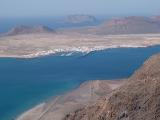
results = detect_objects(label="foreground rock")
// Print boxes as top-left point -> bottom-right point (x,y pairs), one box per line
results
64,53 -> 160,120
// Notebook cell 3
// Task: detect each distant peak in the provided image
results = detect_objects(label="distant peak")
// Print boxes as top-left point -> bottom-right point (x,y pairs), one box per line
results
6,25 -> 55,36
65,14 -> 97,24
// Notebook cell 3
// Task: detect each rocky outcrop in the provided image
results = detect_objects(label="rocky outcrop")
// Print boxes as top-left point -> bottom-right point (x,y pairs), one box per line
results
64,53 -> 160,120
6,25 -> 55,36
64,15 -> 97,24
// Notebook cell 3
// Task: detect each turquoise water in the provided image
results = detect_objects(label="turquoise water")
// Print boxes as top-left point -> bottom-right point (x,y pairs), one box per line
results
0,46 -> 160,120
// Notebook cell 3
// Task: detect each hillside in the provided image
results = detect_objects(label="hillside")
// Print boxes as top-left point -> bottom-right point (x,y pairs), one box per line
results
64,53 -> 160,120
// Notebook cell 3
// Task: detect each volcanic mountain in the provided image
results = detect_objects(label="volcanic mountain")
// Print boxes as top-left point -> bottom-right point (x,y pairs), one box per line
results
5,16 -> 160,36
67,16 -> 160,35
6,25 -> 55,36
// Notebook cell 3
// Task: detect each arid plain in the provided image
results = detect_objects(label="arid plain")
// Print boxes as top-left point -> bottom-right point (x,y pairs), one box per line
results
0,33 -> 160,58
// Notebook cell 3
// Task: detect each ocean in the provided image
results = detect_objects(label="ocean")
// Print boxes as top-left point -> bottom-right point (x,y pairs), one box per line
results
0,46 -> 160,120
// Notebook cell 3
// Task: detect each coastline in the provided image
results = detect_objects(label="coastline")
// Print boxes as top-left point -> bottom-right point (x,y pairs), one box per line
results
17,52 -> 160,120
1,33 -> 160,120
15,45 -> 160,120
16,80 -> 125,120
0,33 -> 160,59
0,44 -> 159,59
16,103 -> 45,120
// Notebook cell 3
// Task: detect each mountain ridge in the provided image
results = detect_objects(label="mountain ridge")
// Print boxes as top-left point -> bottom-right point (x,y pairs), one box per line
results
3,15 -> 160,36
63,16 -> 160,35
6,25 -> 55,36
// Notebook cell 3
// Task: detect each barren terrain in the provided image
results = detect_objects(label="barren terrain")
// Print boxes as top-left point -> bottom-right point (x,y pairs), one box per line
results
0,33 -> 160,58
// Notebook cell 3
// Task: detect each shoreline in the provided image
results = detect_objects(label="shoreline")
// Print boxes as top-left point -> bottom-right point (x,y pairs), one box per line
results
1,44 -> 159,59
16,80 -> 125,120
1,33 -> 159,119
10,44 -> 160,120
16,52 -> 160,120
16,103 -> 45,120
1,33 -> 160,59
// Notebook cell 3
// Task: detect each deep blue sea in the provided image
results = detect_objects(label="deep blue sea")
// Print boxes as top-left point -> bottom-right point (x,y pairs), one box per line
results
0,46 -> 160,120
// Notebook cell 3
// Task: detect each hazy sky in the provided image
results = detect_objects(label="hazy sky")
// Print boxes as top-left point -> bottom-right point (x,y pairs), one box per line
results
0,0 -> 160,18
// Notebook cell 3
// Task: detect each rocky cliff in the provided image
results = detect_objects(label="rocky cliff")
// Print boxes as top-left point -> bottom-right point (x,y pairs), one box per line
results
64,53 -> 160,120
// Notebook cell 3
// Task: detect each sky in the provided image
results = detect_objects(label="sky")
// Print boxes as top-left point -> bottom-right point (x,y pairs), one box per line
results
0,0 -> 160,18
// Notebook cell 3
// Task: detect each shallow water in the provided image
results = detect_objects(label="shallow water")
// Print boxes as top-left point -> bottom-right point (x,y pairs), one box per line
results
0,46 -> 160,120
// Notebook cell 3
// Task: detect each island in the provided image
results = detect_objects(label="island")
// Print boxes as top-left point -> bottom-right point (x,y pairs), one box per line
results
1,16 -> 160,58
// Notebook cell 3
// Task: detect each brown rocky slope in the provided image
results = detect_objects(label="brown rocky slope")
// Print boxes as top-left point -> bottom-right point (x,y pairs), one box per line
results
64,53 -> 160,120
